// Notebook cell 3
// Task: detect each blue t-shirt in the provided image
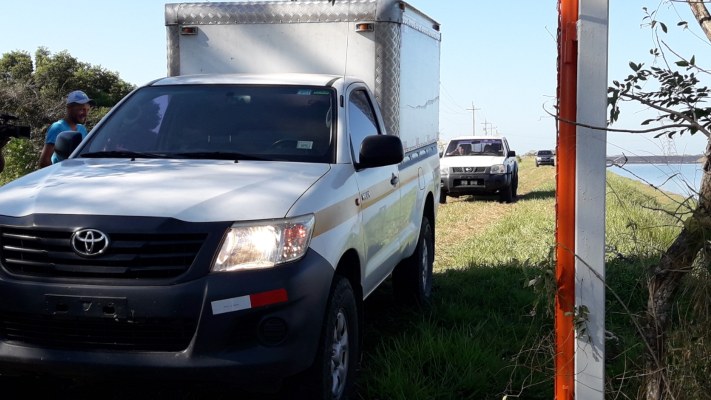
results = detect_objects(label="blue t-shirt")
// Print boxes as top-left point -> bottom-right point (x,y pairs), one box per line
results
46,119 -> 88,164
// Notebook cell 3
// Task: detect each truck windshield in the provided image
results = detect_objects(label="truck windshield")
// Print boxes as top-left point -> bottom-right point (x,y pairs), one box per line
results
79,85 -> 336,163
443,139 -> 503,157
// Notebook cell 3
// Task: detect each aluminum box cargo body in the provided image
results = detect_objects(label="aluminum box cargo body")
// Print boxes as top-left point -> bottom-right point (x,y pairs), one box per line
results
165,0 -> 441,153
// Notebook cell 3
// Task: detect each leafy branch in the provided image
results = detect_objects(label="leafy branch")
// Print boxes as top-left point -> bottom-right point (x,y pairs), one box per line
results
608,59 -> 711,139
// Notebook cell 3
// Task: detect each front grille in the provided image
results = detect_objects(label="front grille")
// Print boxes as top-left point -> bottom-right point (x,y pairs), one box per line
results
0,310 -> 196,351
1,227 -> 207,279
452,166 -> 487,173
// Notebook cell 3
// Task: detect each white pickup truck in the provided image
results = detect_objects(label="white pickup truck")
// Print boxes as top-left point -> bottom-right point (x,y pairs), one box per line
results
440,135 -> 519,203
0,1 -> 440,399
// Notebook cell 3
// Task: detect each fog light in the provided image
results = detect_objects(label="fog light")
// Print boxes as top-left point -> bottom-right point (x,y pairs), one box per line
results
258,317 -> 288,345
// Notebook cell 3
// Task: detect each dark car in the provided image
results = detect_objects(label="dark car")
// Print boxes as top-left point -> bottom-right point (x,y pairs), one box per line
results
535,150 -> 555,167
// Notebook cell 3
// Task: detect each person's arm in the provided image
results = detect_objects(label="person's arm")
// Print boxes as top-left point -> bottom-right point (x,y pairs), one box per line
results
38,143 -> 55,168
38,123 -> 61,168
0,138 -> 9,173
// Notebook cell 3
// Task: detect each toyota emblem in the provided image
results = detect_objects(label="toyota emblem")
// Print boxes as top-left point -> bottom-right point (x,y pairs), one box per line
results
71,229 -> 110,256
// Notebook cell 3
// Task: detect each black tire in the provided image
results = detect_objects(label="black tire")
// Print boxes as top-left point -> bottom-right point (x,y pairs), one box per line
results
393,216 -> 434,307
512,171 -> 519,198
297,277 -> 359,400
499,182 -> 513,203
439,189 -> 447,204
535,162 -> 539,167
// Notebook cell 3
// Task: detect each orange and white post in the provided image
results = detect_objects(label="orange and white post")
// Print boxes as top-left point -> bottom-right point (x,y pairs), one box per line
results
556,0 -> 608,399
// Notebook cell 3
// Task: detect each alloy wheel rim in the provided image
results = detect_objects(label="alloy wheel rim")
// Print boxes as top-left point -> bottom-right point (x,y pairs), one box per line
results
330,310 -> 349,398
420,234 -> 432,295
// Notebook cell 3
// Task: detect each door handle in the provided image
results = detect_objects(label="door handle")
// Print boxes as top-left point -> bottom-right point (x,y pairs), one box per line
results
390,173 -> 399,186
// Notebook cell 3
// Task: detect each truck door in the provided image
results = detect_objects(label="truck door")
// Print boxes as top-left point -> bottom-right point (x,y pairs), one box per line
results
347,87 -> 402,296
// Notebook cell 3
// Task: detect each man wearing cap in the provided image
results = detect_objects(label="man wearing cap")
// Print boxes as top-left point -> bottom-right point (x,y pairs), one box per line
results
38,90 -> 95,168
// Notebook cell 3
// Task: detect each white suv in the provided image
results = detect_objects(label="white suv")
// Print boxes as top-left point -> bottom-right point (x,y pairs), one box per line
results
440,136 -> 518,203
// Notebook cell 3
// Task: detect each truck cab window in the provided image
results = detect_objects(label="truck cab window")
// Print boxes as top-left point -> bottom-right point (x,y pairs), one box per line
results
348,89 -> 380,164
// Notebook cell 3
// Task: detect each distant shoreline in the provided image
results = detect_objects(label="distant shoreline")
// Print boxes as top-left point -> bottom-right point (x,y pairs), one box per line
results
606,155 -> 704,164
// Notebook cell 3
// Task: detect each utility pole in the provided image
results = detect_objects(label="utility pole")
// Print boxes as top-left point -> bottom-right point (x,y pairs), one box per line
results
481,121 -> 493,136
466,102 -> 480,135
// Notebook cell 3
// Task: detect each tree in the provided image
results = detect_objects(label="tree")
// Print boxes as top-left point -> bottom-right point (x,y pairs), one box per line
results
0,48 -> 134,181
608,2 -> 711,399
0,51 -> 33,82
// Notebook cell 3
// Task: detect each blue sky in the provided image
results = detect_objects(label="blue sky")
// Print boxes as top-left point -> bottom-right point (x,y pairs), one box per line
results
1,0 -> 708,156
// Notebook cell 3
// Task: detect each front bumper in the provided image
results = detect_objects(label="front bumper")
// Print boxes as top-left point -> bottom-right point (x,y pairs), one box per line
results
536,157 -> 554,165
0,215 -> 334,387
441,172 -> 509,196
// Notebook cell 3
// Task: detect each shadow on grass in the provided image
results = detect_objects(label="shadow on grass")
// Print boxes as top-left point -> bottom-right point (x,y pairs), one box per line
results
445,194 -> 501,203
358,256 -> 661,400
447,188 -> 555,204
518,189 -> 555,201
359,264 -> 554,400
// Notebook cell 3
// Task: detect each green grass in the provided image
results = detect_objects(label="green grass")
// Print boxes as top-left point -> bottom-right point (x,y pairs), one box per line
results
360,266 -> 552,400
356,157 -> 708,400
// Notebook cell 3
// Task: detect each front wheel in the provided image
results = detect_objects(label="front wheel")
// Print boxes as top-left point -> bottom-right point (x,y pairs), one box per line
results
300,276 -> 359,400
499,182 -> 513,203
393,215 -> 434,307
439,189 -> 447,204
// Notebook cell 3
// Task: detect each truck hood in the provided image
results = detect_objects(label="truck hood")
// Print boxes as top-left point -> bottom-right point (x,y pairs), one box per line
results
0,159 -> 330,222
440,155 -> 506,169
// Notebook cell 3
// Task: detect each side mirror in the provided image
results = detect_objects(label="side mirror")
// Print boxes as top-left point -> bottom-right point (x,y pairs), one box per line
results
508,150 -> 516,158
357,135 -> 404,169
54,130 -> 83,162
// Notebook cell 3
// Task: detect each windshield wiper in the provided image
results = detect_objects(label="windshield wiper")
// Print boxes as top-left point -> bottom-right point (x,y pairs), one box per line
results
80,151 -> 173,159
80,150 -> 267,161
173,152 -> 267,161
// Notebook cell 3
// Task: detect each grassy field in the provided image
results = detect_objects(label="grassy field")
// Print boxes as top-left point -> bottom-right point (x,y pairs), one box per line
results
356,157 -> 709,400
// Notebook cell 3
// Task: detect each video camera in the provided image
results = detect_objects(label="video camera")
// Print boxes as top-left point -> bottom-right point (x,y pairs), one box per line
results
0,113 -> 31,140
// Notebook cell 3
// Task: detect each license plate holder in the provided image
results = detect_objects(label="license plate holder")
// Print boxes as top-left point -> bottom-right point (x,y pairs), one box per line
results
45,294 -> 128,319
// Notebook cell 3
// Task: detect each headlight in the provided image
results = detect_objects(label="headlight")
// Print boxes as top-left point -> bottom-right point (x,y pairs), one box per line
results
440,167 -> 449,177
213,214 -> 315,272
490,164 -> 506,174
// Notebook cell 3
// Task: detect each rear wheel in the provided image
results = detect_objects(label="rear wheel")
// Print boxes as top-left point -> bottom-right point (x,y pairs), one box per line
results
393,216 -> 434,307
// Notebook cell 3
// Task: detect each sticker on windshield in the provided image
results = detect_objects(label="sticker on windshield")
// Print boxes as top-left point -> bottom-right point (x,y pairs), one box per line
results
297,141 -> 313,150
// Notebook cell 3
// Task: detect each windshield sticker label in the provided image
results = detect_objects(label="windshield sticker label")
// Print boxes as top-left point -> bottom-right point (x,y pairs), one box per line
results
297,141 -> 313,150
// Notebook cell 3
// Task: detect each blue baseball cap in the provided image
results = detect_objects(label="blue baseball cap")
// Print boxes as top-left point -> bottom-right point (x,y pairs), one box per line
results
66,90 -> 95,106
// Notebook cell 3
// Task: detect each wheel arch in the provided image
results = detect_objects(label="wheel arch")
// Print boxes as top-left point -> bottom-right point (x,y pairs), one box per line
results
333,249 -> 364,335
424,191 -> 436,242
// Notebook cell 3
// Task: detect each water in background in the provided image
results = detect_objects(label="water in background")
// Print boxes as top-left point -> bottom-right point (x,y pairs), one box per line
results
608,163 -> 702,197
